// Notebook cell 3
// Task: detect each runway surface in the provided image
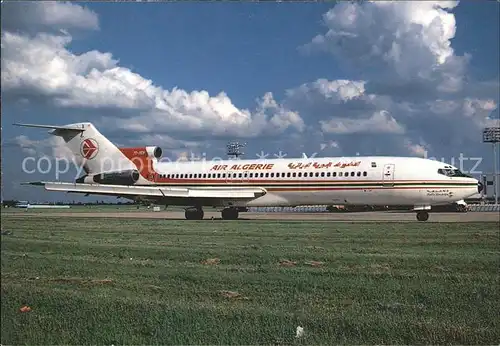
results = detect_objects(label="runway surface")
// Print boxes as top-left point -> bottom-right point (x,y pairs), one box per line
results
9,210 -> 500,222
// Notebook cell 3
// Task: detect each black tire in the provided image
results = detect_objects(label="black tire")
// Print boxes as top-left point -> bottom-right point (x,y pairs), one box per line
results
416,211 -> 429,221
185,208 -> 204,220
221,208 -> 239,220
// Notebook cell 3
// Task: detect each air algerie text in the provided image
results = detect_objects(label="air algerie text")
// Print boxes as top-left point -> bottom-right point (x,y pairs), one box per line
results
210,164 -> 274,171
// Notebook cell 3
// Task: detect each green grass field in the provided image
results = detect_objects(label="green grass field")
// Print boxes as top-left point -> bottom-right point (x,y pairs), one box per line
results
1,214 -> 499,345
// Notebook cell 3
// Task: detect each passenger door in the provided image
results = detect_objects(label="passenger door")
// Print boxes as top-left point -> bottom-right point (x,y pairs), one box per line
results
382,164 -> 395,188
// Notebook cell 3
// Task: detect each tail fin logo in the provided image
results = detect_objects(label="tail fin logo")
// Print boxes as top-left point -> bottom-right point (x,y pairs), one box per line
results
80,138 -> 99,160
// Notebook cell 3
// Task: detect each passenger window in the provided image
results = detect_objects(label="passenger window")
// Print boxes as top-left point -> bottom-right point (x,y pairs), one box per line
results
287,172 -> 291,177
321,172 -> 325,177
265,173 -> 269,178
333,172 -> 337,177
203,174 -> 207,178
357,172 -> 361,177
292,172 -> 296,177
344,172 -> 349,177
350,172 -> 355,177
326,172 -> 331,177
315,172 -> 319,177
363,171 -> 367,176
270,173 -> 274,177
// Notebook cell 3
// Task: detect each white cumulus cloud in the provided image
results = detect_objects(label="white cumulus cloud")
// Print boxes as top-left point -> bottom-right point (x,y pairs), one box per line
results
301,1 -> 467,94
320,110 -> 405,135
1,1 -> 304,149
290,1 -> 499,158
13,135 -> 74,160
1,1 -> 99,32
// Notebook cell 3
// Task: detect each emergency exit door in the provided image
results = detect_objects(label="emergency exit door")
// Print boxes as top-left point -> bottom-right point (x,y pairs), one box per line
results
382,164 -> 395,187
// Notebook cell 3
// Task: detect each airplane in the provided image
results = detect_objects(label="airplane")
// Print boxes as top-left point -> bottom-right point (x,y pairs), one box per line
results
14,122 -> 483,221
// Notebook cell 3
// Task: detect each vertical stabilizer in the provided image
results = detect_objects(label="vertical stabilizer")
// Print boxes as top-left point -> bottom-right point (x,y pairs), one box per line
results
14,122 -> 136,174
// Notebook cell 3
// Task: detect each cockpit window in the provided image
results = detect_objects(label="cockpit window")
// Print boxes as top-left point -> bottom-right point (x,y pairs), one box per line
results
437,168 -> 472,178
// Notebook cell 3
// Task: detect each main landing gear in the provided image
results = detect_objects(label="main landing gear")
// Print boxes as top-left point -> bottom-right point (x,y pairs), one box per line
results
184,207 -> 240,220
416,211 -> 429,222
221,207 -> 239,220
185,207 -> 204,220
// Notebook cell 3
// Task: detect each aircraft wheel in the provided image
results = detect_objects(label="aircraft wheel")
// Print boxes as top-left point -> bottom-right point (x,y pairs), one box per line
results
221,208 -> 239,220
416,211 -> 429,222
185,208 -> 204,220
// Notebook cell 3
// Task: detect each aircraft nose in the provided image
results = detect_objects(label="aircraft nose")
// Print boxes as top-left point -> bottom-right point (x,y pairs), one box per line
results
477,181 -> 484,194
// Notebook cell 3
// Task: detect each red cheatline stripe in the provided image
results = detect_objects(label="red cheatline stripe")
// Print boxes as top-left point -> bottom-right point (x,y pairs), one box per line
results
267,186 -> 473,192
150,178 -> 473,184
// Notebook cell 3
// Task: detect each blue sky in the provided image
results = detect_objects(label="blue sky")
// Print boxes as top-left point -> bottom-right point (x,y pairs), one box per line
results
73,2 -> 340,106
1,1 -> 499,202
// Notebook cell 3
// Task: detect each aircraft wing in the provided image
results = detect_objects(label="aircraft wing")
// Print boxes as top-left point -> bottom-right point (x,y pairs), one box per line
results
23,181 -> 267,202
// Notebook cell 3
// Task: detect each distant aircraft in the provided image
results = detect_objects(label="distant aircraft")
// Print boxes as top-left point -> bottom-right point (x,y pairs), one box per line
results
14,201 -> 30,208
14,122 -> 482,221
14,201 -> 70,209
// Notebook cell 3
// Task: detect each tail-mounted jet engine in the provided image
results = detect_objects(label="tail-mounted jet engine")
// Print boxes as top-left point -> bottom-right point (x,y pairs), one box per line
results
118,146 -> 163,161
76,169 -> 140,185
75,145 -> 162,185
146,146 -> 162,159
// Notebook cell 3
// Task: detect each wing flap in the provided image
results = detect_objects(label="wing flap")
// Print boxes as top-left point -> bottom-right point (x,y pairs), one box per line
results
24,182 -> 266,199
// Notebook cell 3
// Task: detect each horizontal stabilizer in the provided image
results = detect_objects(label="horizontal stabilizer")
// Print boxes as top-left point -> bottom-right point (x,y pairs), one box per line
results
13,123 -> 85,131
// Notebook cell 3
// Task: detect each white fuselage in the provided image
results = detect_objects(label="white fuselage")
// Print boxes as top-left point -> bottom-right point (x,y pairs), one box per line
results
17,122 -> 481,219
134,156 -> 479,207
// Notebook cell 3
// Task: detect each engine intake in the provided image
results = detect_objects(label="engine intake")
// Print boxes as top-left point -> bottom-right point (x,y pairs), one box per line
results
146,146 -> 162,159
118,146 -> 162,160
82,169 -> 141,185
